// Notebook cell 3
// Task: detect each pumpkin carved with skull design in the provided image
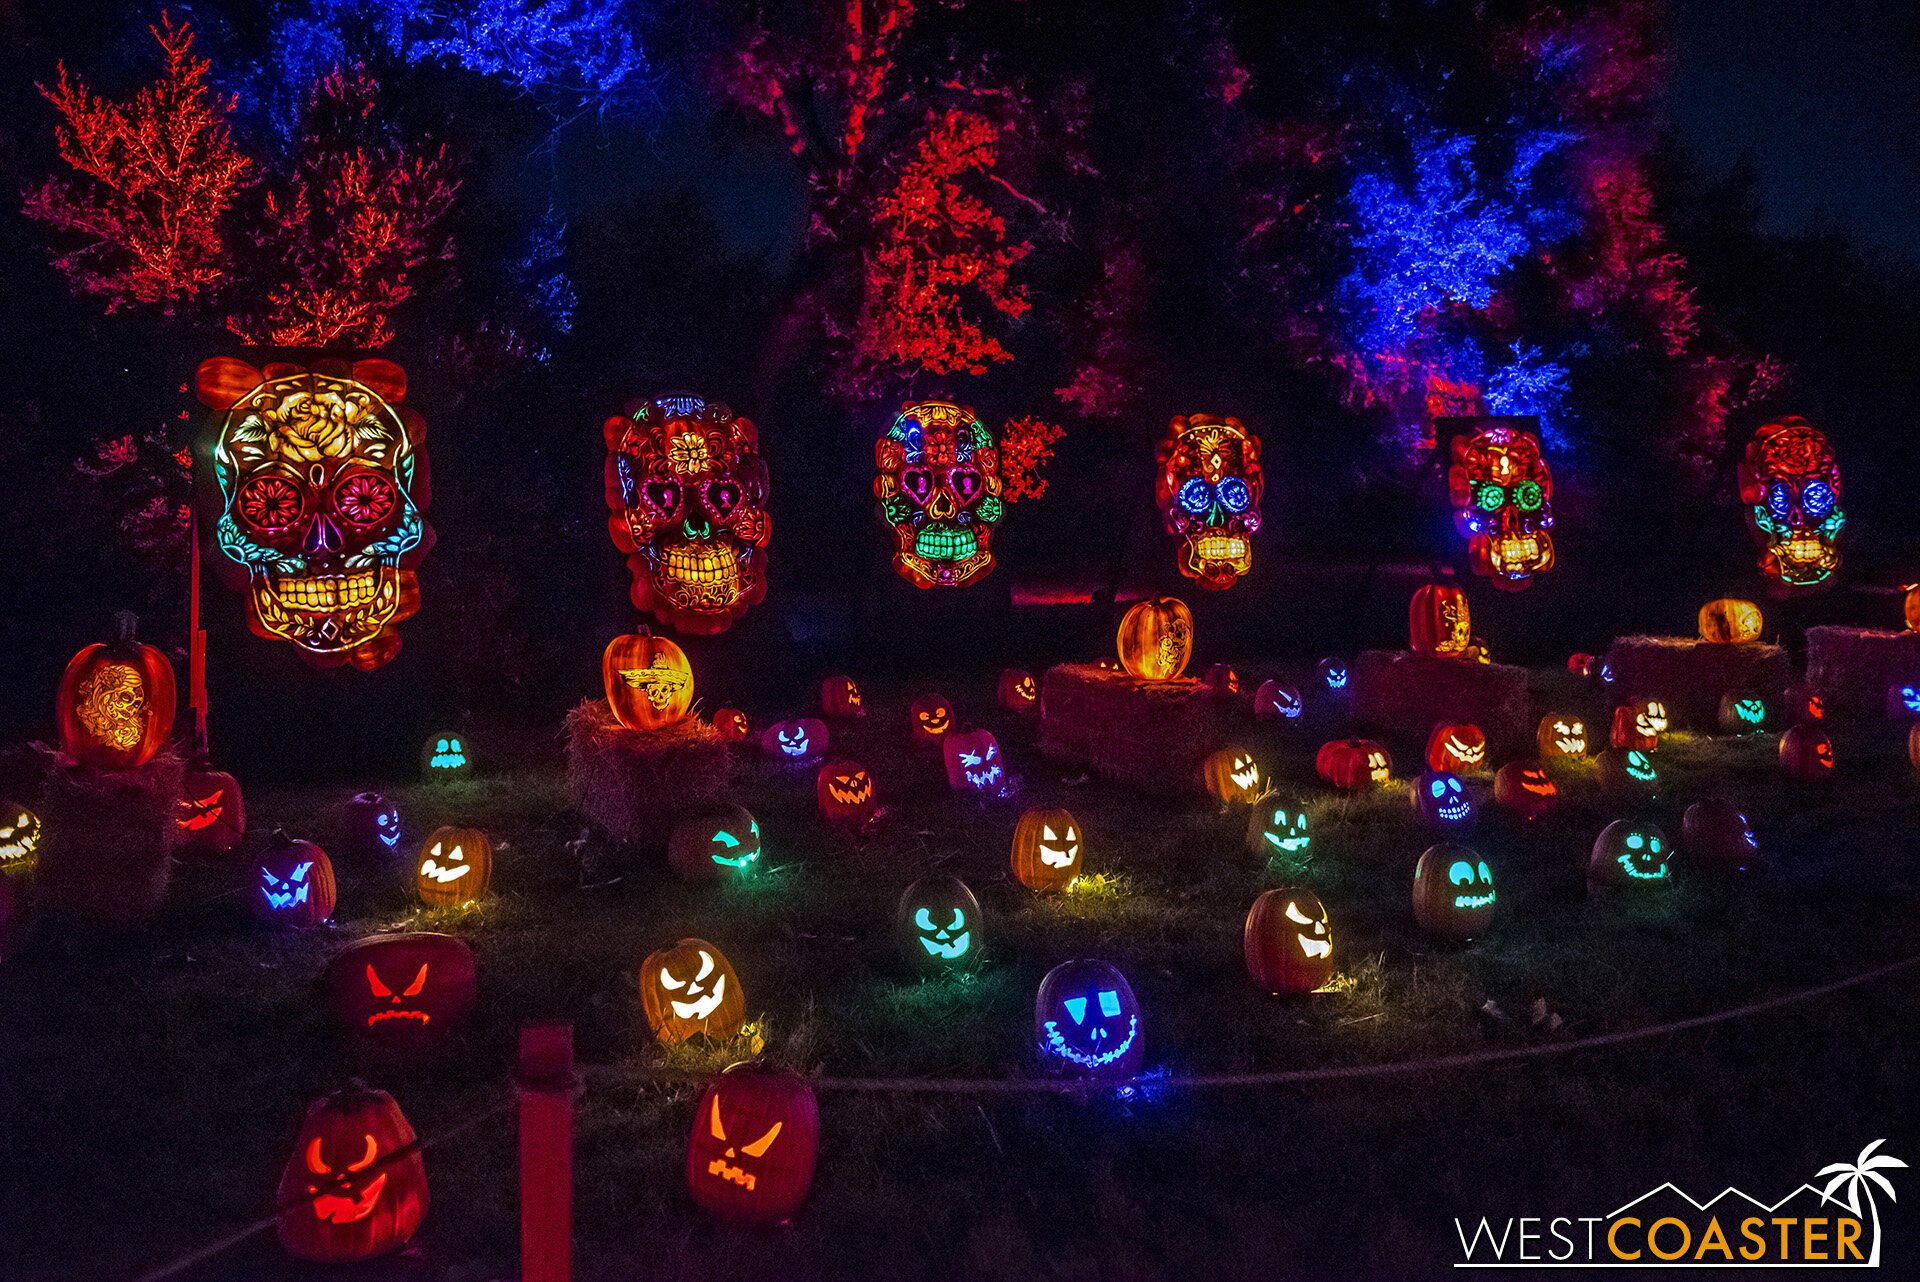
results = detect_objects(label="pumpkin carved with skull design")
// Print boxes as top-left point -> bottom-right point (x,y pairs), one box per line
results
1413,844 -> 1497,940
1409,582 -> 1472,657
1412,771 -> 1474,826
1115,597 -> 1194,680
1589,820 -> 1672,890
686,1068 -> 819,1225
641,938 -> 745,1044
57,613 -> 176,769
1012,808 -> 1083,891
602,630 -> 694,731
1035,958 -> 1145,1077
873,399 -> 1004,589
1156,413 -> 1263,588
275,1083 -> 427,1262
1244,888 -> 1335,995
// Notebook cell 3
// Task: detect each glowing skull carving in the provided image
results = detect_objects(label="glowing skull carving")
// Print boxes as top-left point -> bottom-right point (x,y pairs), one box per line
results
1446,420 -> 1554,590
197,359 -> 430,670
1738,417 -> 1845,591
873,400 -> 1003,589
605,395 -> 770,634
1156,414 -> 1263,588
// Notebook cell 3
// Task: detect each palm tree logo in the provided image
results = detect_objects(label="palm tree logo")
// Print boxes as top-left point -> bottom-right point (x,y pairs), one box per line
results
1818,1139 -> 1907,1267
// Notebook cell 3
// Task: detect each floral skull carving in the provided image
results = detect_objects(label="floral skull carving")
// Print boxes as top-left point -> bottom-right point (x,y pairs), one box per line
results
1156,414 -> 1263,588
197,358 -> 430,670
604,395 -> 770,634
874,400 -> 1003,589
1738,417 -> 1844,591
1447,420 -> 1554,590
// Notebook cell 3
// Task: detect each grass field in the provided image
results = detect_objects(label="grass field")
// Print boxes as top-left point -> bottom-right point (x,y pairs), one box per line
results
6,670 -> 1920,1280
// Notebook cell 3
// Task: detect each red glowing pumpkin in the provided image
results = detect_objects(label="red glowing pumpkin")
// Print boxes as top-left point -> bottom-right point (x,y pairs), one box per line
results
176,765 -> 245,856
1492,759 -> 1558,820
686,1068 -> 819,1225
1425,722 -> 1488,773
1316,738 -> 1391,791
1409,583 -> 1471,657
998,668 -> 1039,713
324,933 -> 476,1051
712,708 -> 751,743
820,673 -> 864,719
275,1083 -> 428,1262
56,612 -> 176,769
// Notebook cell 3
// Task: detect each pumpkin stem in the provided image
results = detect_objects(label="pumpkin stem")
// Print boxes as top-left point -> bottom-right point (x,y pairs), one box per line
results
270,827 -> 292,847
113,610 -> 139,645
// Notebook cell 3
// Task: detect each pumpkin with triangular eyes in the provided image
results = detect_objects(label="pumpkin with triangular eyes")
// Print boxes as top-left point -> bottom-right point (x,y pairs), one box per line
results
997,668 -> 1039,713
252,831 -> 336,928
1245,800 -> 1310,862
759,717 -> 827,762
820,673 -> 864,719
1537,713 -> 1587,759
668,806 -> 761,881
0,803 -> 42,866
641,938 -> 745,1044
1778,723 -> 1835,781
275,1083 -> 428,1262
909,692 -> 954,744
1253,679 -> 1304,721
1034,958 -> 1145,1077
1412,843 -> 1497,940
896,874 -> 982,974
415,825 -> 492,908
815,758 -> 877,828
712,708 -> 751,743
421,731 -> 471,779
1717,690 -> 1769,734
1012,808 -> 1082,891
1588,820 -> 1671,890
1244,888 -> 1334,995
686,1068 -> 819,1224
1426,722 -> 1487,773
324,933 -> 476,1049
1201,745 -> 1263,803
1412,771 -> 1473,826
1492,759 -> 1558,820
942,727 -> 1006,794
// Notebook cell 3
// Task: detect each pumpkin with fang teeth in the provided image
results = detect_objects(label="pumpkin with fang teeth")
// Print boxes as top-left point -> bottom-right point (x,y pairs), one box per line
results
252,831 -> 336,928
275,1083 -> 427,1262
759,718 -> 827,762
1253,679 -> 1304,721
0,803 -> 42,866
1536,713 -> 1587,760
176,766 -> 246,856
1201,745 -> 1264,804
997,668 -> 1038,713
1011,807 -> 1083,891
942,728 -> 1006,794
1425,722 -> 1488,773
1492,759 -> 1558,820
641,938 -> 744,1044
815,758 -> 877,828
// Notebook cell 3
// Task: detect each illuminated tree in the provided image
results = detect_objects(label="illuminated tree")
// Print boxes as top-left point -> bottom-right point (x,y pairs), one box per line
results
999,416 -> 1064,503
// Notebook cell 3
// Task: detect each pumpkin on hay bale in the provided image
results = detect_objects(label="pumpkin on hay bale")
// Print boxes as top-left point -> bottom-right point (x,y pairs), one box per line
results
1804,626 -> 1920,719
35,751 -> 183,932
1602,635 -> 1792,732
1348,650 -> 1530,757
564,699 -> 734,849
1036,663 -> 1222,796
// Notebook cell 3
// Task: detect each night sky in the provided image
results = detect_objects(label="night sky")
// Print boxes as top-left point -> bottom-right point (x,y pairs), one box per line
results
1670,0 -> 1920,262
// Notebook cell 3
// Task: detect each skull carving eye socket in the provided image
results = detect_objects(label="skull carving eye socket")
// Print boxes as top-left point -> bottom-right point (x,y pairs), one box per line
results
1474,482 -> 1506,512
642,480 -> 683,516
1177,477 -> 1211,514
1512,481 -> 1544,512
1767,483 -> 1793,519
703,480 -> 743,517
333,473 -> 397,528
900,467 -> 936,505
1216,476 -> 1251,512
1801,480 -> 1834,519
949,466 -> 984,505
238,475 -> 305,533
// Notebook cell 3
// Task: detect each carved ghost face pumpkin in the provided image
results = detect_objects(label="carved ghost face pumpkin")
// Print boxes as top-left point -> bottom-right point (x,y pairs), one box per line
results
874,400 -> 1003,588
604,395 -> 770,634
910,693 -> 954,743
943,728 -> 1006,795
1156,414 -> 1263,588
686,1070 -> 819,1225
760,718 -> 827,762
1447,420 -> 1555,589
712,708 -> 751,742
1035,958 -> 1144,1077
1011,808 -> 1082,890
1244,888 -> 1335,994
1253,679 -> 1304,721
816,758 -> 877,828
1492,759 -> 1558,820
998,668 -> 1039,713
896,874 -> 982,974
254,834 -> 337,927
324,933 -> 476,1048
198,359 -> 429,670
668,806 -> 762,881
1537,714 -> 1587,759
1245,801 -> 1310,861
641,938 -> 745,1044
0,804 -> 42,865
1413,771 -> 1472,825
1738,416 -> 1844,590
1413,843 -> 1497,940
1589,820 -> 1671,889
415,825 -> 493,908
275,1084 -> 427,1262
422,732 -> 469,778
1425,723 -> 1488,773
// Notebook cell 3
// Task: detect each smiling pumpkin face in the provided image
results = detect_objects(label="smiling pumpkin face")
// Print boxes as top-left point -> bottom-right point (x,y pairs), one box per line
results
1245,800 -> 1311,862
1012,807 -> 1082,891
667,806 -> 762,881
896,874 -> 982,974
1537,714 -> 1587,759
275,1084 -> 427,1262
1034,958 -> 1145,1077
1413,843 -> 1497,940
1202,745 -> 1263,803
910,692 -> 954,743
415,825 -> 492,909
1244,888 -> 1334,995
998,668 -> 1039,713
1589,820 -> 1671,890
641,938 -> 745,1044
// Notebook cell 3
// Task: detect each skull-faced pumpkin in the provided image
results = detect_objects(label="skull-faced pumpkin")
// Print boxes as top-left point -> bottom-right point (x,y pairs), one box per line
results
1156,413 -> 1263,588
1035,958 -> 1144,1077
602,630 -> 694,731
1447,419 -> 1555,590
1588,820 -> 1671,889
1412,771 -> 1473,826
873,400 -> 1003,589
641,938 -> 745,1044
1738,416 -> 1844,591
56,613 -> 176,770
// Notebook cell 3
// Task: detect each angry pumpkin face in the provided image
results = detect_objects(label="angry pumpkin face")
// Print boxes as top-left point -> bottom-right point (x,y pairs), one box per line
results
897,874 -> 982,973
1012,808 -> 1082,891
324,933 -> 477,1048
0,803 -> 42,864
943,728 -> 1006,795
641,938 -> 746,1044
685,1070 -> 819,1225
760,718 -> 828,762
1253,679 -> 1304,721
815,758 -> 877,828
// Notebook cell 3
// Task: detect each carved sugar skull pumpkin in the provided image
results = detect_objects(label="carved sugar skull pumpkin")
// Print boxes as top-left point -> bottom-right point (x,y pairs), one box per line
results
998,668 -> 1038,713
1156,413 -> 1263,588
1253,679 -> 1304,721
820,674 -> 864,719
759,718 -> 827,762
1492,759 -> 1558,819
1447,420 -> 1554,589
1778,723 -> 1835,781
1595,748 -> 1659,801
602,630 -> 694,731
56,613 -> 176,769
896,874 -> 982,974
1718,691 -> 1769,733
641,938 -> 745,1044
1425,723 -> 1487,773
1011,808 -> 1082,891
1245,800 -> 1310,862
275,1084 -> 427,1262
1683,799 -> 1758,873
198,358 -> 430,670
943,728 -> 1006,795
1409,583 -> 1472,656
1738,416 -> 1844,591
712,708 -> 750,742
324,933 -> 476,1048
415,825 -> 492,908
0,804 -> 41,866
1537,713 -> 1587,759
176,766 -> 245,856
1413,844 -> 1497,940
910,692 -> 954,743
1316,738 -> 1390,791
1115,597 -> 1194,680
341,792 -> 402,859
1035,958 -> 1144,1077
1412,771 -> 1473,826
668,806 -> 761,881
873,399 -> 1002,588
815,758 -> 877,828
1698,598 -> 1763,644
1589,820 -> 1670,889
687,1068 -> 819,1224
604,394 -> 769,634
1244,888 -> 1334,995
421,731 -> 470,779
1318,657 -> 1349,691
1201,746 -> 1263,804
253,832 -> 336,927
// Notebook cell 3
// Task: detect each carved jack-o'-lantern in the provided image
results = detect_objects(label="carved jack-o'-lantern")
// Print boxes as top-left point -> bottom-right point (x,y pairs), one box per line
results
1609,705 -> 1660,752
1012,808 -> 1082,891
998,668 -> 1038,713
820,674 -> 864,719
1492,759 -> 1558,819
57,613 -> 176,769
341,792 -> 402,859
1244,888 -> 1334,995
603,631 -> 694,731
759,718 -> 827,762
1412,771 -> 1473,826
253,831 -> 336,928
1718,691 -> 1769,734
1885,682 -> 1920,723
1245,800 -> 1311,862
896,874 -> 982,974
1778,723 -> 1835,781
0,803 -> 42,866
1253,679 -> 1304,721
686,1068 -> 820,1225
874,400 -> 1003,588
603,394 -> 770,634
177,766 -> 246,856
668,806 -> 762,881
1412,844 -> 1497,940
1595,748 -> 1659,801
1738,416 -> 1844,591
324,933 -> 476,1049
815,758 -> 877,829
1156,413 -> 1263,588
197,358 -> 431,670
1115,597 -> 1193,680
415,825 -> 492,908
1425,722 -> 1488,773
1203,663 -> 1241,700
942,728 -> 1006,795
1537,713 -> 1587,760
1698,598 -> 1763,644
1683,799 -> 1758,873
1588,820 -> 1671,889
1409,583 -> 1472,657
1447,420 -> 1555,589
275,1083 -> 428,1262
421,731 -> 470,779
1318,657 -> 1349,692
910,692 -> 954,743
641,938 -> 745,1044
712,708 -> 751,743
1201,746 -> 1263,804
1035,958 -> 1144,1077
1316,738 -> 1390,791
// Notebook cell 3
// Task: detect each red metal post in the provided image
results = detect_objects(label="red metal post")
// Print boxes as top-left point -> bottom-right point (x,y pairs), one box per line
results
517,1022 -> 574,1282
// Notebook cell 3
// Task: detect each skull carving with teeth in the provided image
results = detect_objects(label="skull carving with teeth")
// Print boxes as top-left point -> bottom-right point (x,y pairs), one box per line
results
605,394 -> 770,634
197,358 -> 431,670
1446,419 -> 1554,590
1738,416 -> 1845,592
873,399 -> 1003,589
1156,414 -> 1263,588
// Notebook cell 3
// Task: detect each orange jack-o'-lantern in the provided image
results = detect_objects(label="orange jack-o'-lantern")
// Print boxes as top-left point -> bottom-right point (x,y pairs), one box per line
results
820,674 -> 864,719
1492,759 -> 1558,819
641,938 -> 745,1044
1012,808 -> 1082,891
1425,722 -> 1487,773
712,708 -> 751,743
1203,663 -> 1241,700
1244,888 -> 1334,995
1609,705 -> 1659,752
1698,598 -> 1763,644
998,668 -> 1039,713
1115,597 -> 1193,680
415,825 -> 492,908
815,758 -> 877,828
686,1068 -> 819,1225
1537,713 -> 1587,759
1409,583 -> 1472,656
1316,738 -> 1391,791
1201,746 -> 1263,803
275,1083 -> 428,1262
910,692 -> 954,743
56,612 -> 176,769
603,630 -> 694,731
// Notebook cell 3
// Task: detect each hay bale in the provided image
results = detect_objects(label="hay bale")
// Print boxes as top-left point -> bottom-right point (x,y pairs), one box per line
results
1349,651 -> 1531,756
564,700 -> 735,849
1037,663 -> 1224,796
1805,626 -> 1920,719
37,753 -> 183,932
1602,635 -> 1795,731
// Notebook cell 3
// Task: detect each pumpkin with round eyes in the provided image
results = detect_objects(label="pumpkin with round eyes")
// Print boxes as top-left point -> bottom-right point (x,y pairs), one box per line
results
1201,746 -> 1263,804
1204,663 -> 1241,700
1537,713 -> 1587,759
1717,690 -> 1769,734
668,806 -> 762,881
1412,843 -> 1497,940
1588,819 -> 1671,889
603,630 -> 694,731
895,874 -> 982,974
324,933 -> 476,1048
1412,771 -> 1473,826
177,766 -> 246,856
1116,596 -> 1194,680
942,727 -> 1005,794
1316,738 -> 1390,791
421,730 -> 471,779
415,825 -> 492,908
1244,888 -> 1334,995
1252,679 -> 1304,721
275,1083 -> 427,1262
252,831 -> 336,928
1778,723 -> 1835,781
1318,657 -> 1349,692
641,938 -> 745,1044
56,612 -> 176,770
1594,747 -> 1659,801
341,792 -> 402,859
910,692 -> 954,743
820,673 -> 864,719
1012,807 -> 1082,891
0,803 -> 43,867
1034,958 -> 1144,1077
815,758 -> 877,828
1425,722 -> 1488,773
712,708 -> 751,743
1698,598 -> 1763,644
1492,759 -> 1558,820
1409,582 -> 1472,657
686,1068 -> 819,1225
1245,799 -> 1310,862
1683,799 -> 1758,873
1609,705 -> 1659,752
997,668 -> 1039,713
759,717 -> 828,762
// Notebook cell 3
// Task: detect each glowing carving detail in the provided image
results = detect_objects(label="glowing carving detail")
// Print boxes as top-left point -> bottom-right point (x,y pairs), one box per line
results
1156,414 -> 1263,588
75,662 -> 145,751
1447,421 -> 1555,589
1739,417 -> 1845,589
874,400 -> 1002,589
